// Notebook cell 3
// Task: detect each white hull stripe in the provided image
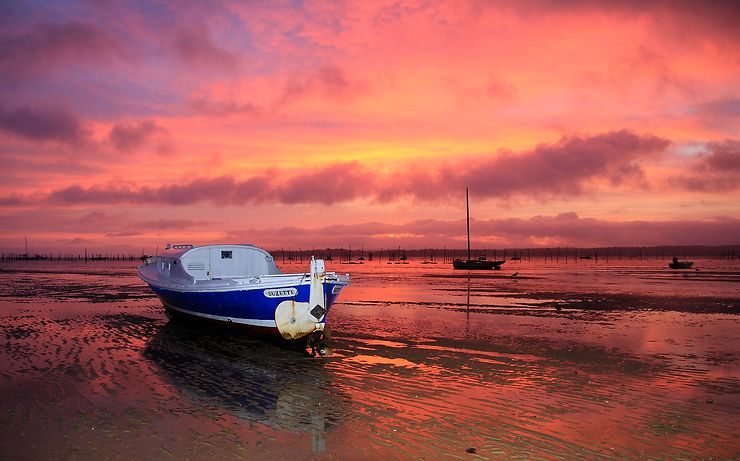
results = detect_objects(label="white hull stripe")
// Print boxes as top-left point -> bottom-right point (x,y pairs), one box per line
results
163,303 -> 277,328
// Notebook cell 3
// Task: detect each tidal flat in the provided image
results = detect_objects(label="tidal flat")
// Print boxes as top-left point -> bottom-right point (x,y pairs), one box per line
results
0,259 -> 738,460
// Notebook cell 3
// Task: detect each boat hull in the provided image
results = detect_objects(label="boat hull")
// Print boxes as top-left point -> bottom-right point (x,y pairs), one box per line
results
452,259 -> 505,270
668,261 -> 693,269
145,279 -> 346,340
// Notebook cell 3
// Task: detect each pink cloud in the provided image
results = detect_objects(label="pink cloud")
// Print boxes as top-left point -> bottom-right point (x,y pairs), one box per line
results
105,219 -> 213,237
288,65 -> 349,96
222,213 -> 740,248
510,1 -> 740,41
0,2 -> 737,254
137,219 -> 214,230
0,209 -> 214,237
170,23 -> 237,71
188,97 -> 261,117
277,64 -> 366,108
108,120 -> 170,154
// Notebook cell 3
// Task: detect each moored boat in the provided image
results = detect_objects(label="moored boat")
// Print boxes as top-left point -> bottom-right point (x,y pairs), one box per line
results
668,257 -> 693,269
453,188 -> 506,271
138,244 -> 350,351
453,257 -> 505,270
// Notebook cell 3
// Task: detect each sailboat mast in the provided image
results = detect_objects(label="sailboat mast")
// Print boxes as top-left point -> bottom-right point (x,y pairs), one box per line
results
466,187 -> 471,261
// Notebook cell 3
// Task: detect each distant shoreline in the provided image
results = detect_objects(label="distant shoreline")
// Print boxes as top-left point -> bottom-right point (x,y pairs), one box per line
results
0,244 -> 738,263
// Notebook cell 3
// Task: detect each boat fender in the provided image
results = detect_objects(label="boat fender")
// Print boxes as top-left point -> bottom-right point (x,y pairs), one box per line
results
275,257 -> 327,340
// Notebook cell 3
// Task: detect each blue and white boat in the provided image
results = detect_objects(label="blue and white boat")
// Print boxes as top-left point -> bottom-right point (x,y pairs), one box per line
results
138,244 -> 350,348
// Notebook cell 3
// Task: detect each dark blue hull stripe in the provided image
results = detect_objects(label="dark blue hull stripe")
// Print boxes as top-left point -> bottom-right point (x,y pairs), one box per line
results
162,301 -> 276,327
149,282 -> 344,326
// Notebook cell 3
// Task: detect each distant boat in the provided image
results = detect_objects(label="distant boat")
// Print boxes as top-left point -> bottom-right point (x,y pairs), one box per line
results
668,257 -> 693,269
579,256 -> 592,260
453,256 -> 505,270
453,188 -> 505,271
510,255 -> 521,261
138,244 -> 350,352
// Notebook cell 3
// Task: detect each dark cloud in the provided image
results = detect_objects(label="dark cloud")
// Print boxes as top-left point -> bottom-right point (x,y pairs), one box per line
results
379,130 -> 669,201
33,130 -> 673,206
0,21 -> 125,80
0,106 -> 87,144
278,162 -> 372,205
171,24 -> 236,71
151,176 -> 272,205
0,155 -> 100,175
675,140 -> 740,192
701,141 -> 740,172
0,195 -> 26,206
108,120 -> 170,153
48,175 -> 274,206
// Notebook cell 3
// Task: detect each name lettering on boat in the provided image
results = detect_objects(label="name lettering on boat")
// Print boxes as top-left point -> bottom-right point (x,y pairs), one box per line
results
264,288 -> 298,298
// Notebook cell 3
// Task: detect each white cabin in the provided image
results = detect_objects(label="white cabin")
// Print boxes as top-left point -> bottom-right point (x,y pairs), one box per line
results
156,244 -> 281,281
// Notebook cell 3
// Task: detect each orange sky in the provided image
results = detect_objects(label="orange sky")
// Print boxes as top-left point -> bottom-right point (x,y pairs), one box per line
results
0,1 -> 738,253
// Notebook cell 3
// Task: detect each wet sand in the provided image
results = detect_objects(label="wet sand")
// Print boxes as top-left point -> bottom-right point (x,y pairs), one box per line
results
0,259 -> 738,459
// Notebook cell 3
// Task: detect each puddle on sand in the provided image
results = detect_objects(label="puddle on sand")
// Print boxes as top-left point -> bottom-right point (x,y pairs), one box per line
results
0,259 -> 738,459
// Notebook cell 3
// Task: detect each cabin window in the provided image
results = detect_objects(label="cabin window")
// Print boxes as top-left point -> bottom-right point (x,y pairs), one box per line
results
221,250 -> 233,259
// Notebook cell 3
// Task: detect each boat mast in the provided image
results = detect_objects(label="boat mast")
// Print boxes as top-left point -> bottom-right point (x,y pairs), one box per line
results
466,187 -> 471,261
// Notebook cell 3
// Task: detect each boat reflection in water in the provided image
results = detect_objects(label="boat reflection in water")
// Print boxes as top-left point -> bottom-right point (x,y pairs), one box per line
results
143,322 -> 347,454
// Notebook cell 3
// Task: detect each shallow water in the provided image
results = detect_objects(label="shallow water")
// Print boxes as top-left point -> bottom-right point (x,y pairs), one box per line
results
0,258 -> 738,459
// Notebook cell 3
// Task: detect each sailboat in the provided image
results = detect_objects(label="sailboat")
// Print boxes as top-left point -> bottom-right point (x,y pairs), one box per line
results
453,188 -> 505,270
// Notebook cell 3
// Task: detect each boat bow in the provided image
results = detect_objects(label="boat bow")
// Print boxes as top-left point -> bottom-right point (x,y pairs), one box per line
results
275,257 -> 330,340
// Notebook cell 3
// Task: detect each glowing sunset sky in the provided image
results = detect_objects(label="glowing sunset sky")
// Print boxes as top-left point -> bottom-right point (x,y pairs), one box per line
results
1,0 -> 738,252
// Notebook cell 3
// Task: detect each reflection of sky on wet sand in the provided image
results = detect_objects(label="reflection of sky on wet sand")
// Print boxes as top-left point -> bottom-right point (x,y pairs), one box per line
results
0,259 -> 738,459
